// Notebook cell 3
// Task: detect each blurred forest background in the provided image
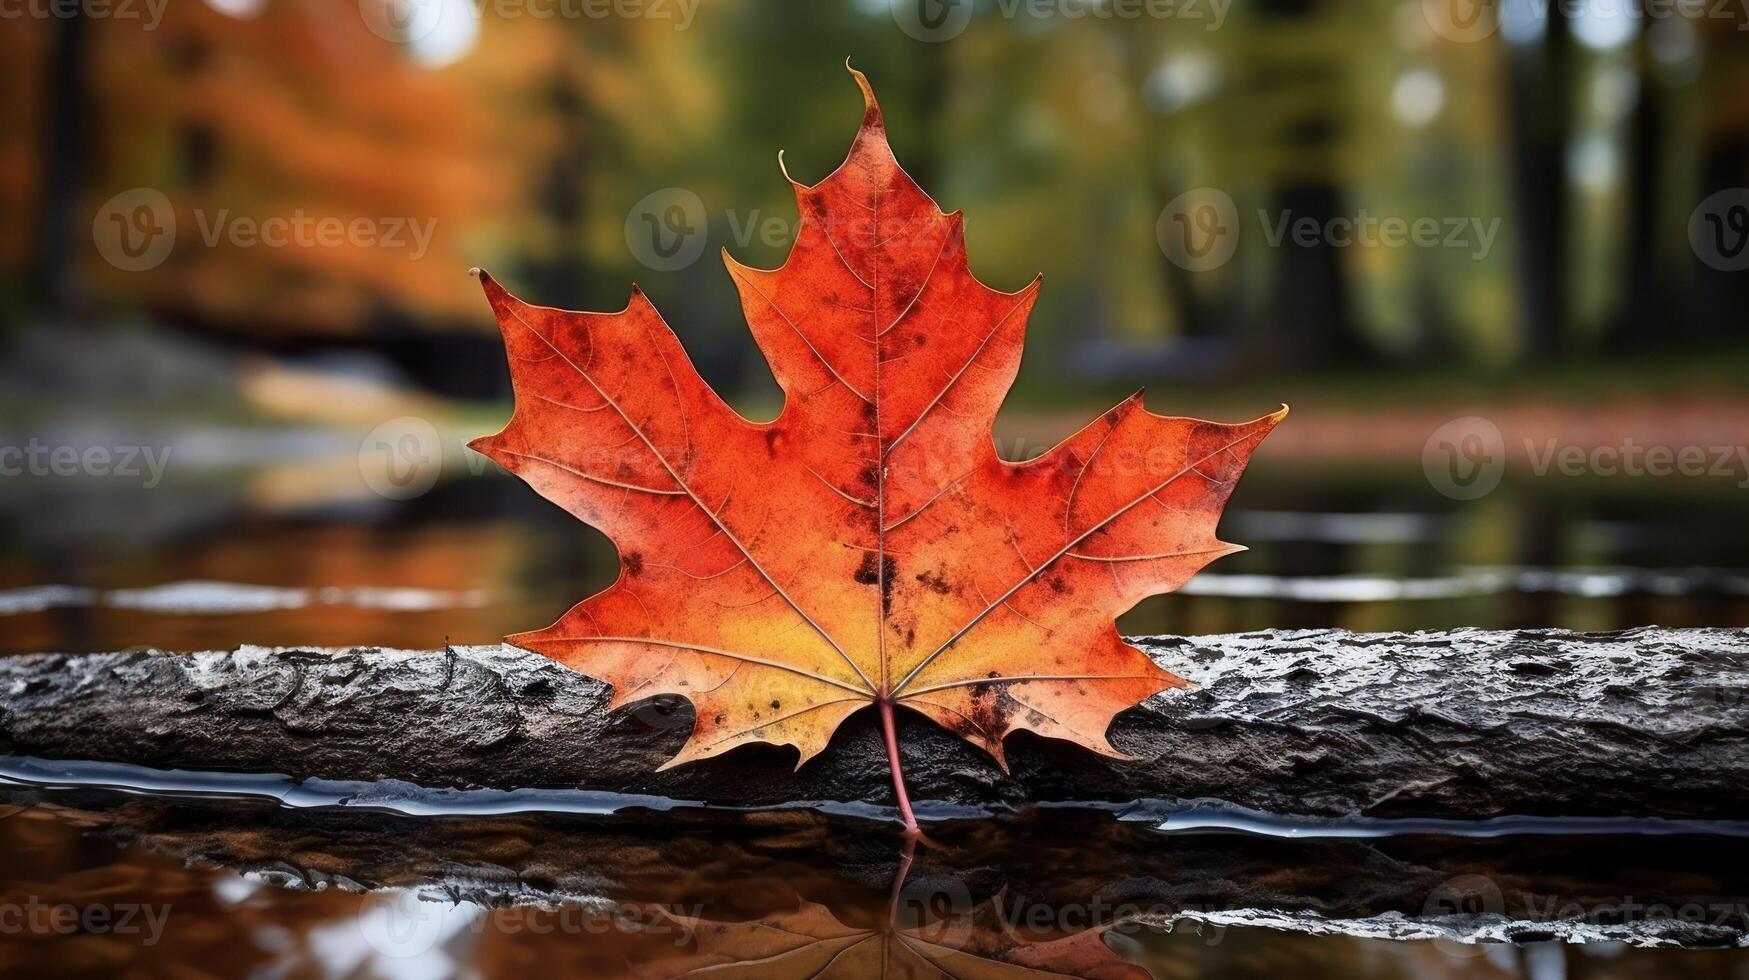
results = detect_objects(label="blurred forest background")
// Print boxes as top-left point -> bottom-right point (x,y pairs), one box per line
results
1,0 -> 1747,654
5,0 -> 1747,403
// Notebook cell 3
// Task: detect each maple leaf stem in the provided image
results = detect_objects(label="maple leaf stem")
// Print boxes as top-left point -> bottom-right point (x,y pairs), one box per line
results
887,831 -> 919,926
878,699 -> 920,833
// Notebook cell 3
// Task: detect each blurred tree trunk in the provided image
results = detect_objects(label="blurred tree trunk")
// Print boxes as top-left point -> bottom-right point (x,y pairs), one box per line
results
32,11 -> 90,312
1607,10 -> 1673,351
1152,182 -> 1225,340
1692,133 -> 1749,342
1114,30 -> 1224,342
521,64 -> 592,312
1510,498 -> 1565,627
1255,0 -> 1368,366
1409,273 -> 1457,361
1689,18 -> 1749,343
1503,7 -> 1575,360
1269,180 -> 1365,362
904,36 -> 948,197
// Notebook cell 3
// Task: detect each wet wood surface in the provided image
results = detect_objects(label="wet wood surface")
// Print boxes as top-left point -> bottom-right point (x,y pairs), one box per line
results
2,627 -> 1746,820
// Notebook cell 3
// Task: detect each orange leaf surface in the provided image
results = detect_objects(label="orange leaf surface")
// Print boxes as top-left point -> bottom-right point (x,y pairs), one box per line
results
471,67 -> 1283,797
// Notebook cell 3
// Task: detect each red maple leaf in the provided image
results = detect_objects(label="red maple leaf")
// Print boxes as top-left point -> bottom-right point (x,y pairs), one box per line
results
472,66 -> 1283,829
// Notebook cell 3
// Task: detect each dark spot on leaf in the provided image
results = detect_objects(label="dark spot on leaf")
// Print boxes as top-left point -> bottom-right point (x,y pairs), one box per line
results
854,553 -> 880,585
915,568 -> 952,595
623,552 -> 644,576
770,699 -> 781,709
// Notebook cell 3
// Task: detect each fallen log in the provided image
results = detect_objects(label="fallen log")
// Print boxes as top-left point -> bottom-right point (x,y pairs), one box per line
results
2,627 -> 1746,820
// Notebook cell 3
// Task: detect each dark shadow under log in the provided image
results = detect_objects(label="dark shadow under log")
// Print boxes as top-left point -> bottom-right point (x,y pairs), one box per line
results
1,627 -> 1746,820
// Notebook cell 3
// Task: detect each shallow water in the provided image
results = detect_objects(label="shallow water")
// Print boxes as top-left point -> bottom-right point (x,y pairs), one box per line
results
3,784 -> 1748,977
1,458 -> 1747,976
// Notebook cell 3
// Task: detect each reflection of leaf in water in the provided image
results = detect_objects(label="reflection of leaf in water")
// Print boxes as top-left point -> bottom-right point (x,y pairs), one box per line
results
640,897 -> 1147,979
